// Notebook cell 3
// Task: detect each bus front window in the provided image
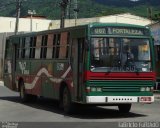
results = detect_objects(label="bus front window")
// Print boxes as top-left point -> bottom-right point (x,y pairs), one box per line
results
90,38 -> 152,72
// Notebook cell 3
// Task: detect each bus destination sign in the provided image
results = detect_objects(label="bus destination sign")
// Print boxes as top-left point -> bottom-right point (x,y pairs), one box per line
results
93,28 -> 106,35
91,27 -> 149,36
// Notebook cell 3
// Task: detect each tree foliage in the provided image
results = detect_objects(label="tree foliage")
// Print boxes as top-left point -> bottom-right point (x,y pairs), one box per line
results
0,0 -> 159,20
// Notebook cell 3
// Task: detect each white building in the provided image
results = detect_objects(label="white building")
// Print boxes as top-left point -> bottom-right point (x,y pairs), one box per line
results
149,21 -> 160,45
49,13 -> 152,29
0,16 -> 52,79
0,16 -> 52,33
148,21 -> 160,89
0,13 -> 152,33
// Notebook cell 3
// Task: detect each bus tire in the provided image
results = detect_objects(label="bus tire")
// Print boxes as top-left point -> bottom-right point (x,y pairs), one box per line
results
118,104 -> 131,113
62,86 -> 74,114
19,82 -> 29,102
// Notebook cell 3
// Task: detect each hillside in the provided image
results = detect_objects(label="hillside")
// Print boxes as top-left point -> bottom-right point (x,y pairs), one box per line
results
0,0 -> 159,20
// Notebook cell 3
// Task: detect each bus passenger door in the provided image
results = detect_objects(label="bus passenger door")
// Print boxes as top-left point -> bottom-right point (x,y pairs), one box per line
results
72,38 -> 84,101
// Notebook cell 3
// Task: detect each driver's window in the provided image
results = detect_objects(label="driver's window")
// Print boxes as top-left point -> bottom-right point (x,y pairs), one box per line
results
138,40 -> 150,61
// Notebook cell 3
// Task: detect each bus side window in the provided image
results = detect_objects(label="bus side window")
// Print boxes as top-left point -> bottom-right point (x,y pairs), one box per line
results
4,39 -> 12,74
25,37 -> 30,58
21,38 -> 25,58
16,38 -> 21,59
47,34 -> 54,59
52,34 -> 56,58
40,35 -> 48,59
59,32 -> 69,59
5,39 -> 12,59
35,35 -> 42,59
30,37 -> 36,58
55,34 -> 60,58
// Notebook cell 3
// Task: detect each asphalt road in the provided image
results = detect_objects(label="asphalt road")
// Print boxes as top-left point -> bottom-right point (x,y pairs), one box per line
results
0,82 -> 160,128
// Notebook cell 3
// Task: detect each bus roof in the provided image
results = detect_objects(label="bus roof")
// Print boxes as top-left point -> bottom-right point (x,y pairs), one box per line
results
89,22 -> 149,28
9,22 -> 149,38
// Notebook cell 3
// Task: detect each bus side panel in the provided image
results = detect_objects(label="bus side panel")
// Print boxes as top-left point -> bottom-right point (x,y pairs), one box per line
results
40,31 -> 74,100
27,60 -> 42,95
41,60 -> 55,99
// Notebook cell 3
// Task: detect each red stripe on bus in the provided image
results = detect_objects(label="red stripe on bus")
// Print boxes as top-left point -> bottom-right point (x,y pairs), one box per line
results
84,71 -> 156,81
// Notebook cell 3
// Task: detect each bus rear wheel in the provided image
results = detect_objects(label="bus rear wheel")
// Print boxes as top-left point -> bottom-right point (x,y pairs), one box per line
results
118,104 -> 131,113
62,87 -> 74,114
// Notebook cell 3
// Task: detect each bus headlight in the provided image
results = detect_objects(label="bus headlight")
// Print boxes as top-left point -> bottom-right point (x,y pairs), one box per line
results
97,87 -> 102,92
90,87 -> 102,92
146,87 -> 150,91
91,87 -> 96,92
140,87 -> 151,91
140,87 -> 145,91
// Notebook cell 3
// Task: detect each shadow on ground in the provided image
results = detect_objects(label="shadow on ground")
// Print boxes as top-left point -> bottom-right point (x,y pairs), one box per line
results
0,96 -> 146,119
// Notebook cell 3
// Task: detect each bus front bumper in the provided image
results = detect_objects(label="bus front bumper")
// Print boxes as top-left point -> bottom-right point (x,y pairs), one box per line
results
86,96 -> 154,104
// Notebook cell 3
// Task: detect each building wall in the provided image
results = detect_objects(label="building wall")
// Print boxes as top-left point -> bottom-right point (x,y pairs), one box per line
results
0,17 -> 51,79
50,17 -> 99,29
0,14 -> 151,33
0,17 -> 52,33
50,13 -> 152,29
150,22 -> 160,45
99,14 -> 151,25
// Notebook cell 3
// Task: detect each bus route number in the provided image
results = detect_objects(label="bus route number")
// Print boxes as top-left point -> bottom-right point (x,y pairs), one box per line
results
94,28 -> 106,34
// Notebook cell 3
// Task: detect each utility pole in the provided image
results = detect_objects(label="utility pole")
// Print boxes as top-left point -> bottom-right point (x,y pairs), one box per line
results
28,10 -> 36,32
66,0 -> 71,19
147,7 -> 152,20
147,7 -> 153,24
15,0 -> 27,35
15,0 -> 21,35
60,0 -> 69,28
73,0 -> 79,26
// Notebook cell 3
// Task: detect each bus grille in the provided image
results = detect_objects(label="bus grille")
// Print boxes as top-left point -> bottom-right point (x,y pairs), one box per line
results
102,87 -> 140,92
88,80 -> 154,92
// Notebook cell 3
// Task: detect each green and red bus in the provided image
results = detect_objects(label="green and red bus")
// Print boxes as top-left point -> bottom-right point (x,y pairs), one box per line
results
3,23 -> 155,113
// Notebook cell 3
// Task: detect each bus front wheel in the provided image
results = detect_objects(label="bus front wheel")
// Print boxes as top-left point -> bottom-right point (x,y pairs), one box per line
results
62,87 -> 74,114
118,104 -> 131,113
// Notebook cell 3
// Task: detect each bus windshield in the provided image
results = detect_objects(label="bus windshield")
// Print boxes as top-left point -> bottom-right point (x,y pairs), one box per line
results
90,37 -> 152,72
